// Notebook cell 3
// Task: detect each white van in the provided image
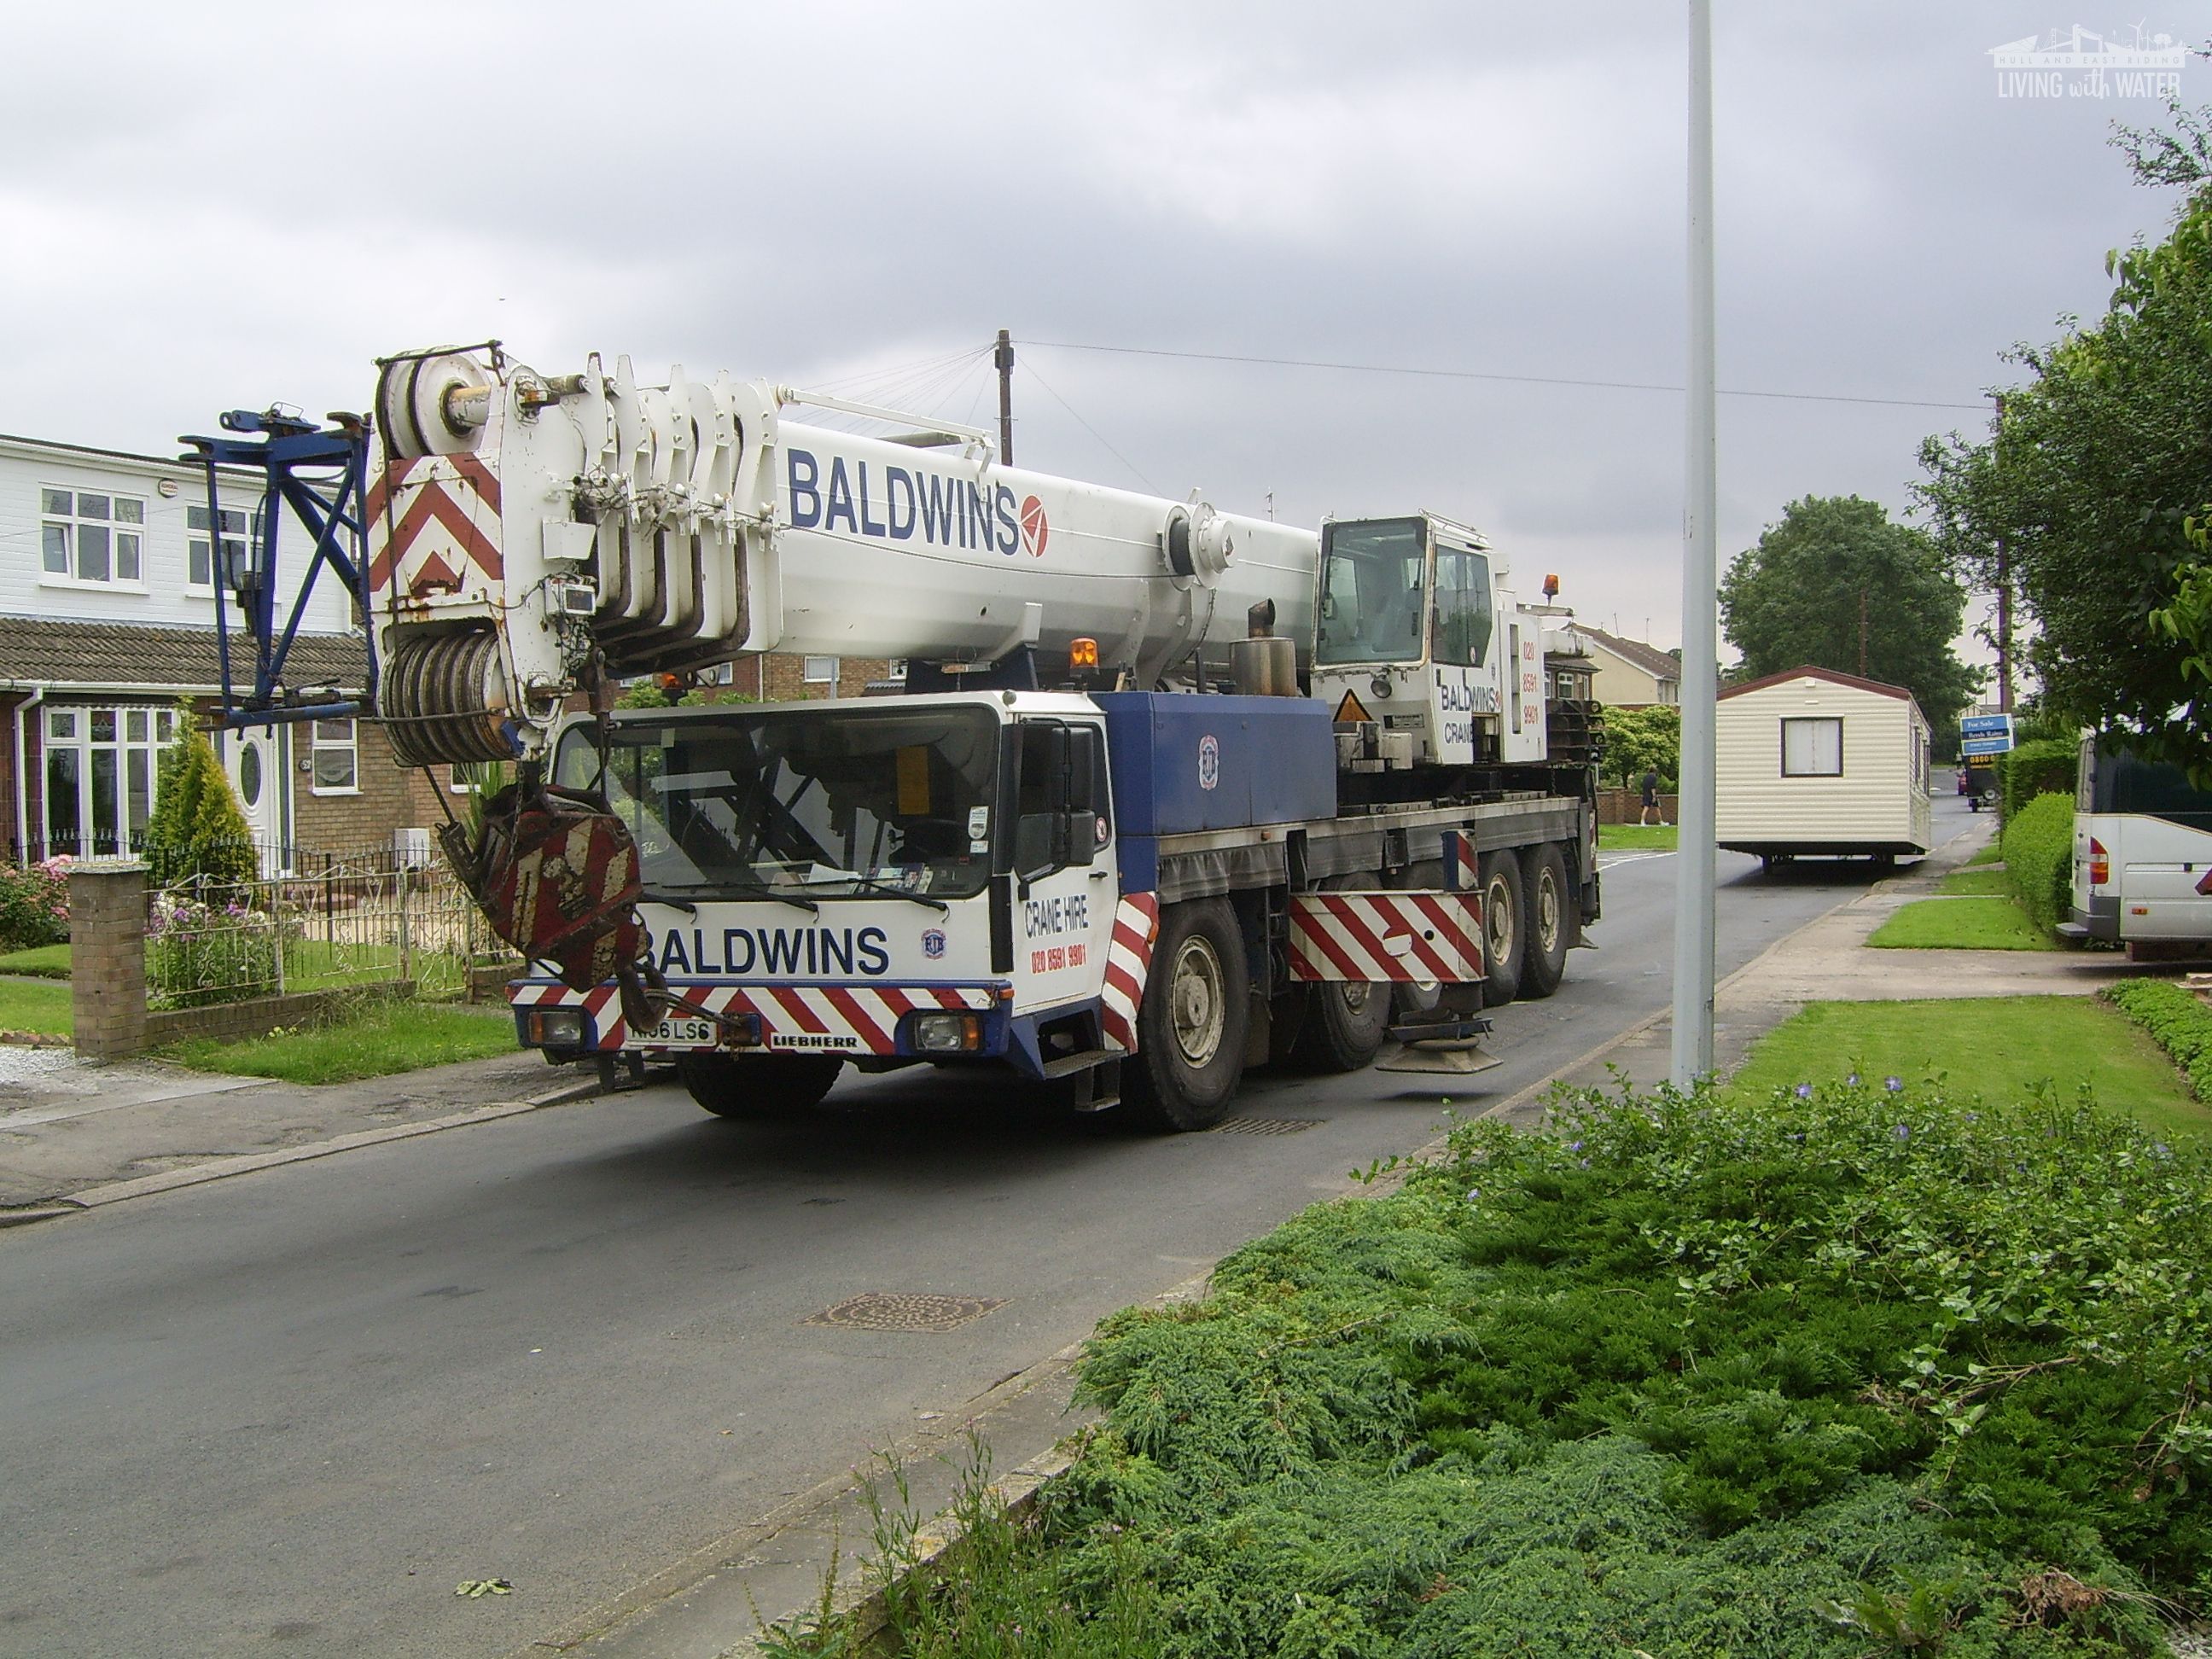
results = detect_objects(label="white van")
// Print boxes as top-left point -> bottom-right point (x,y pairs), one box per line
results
2067,734 -> 2212,948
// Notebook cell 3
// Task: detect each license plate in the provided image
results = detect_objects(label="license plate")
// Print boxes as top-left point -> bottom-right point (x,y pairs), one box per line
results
640,1016 -> 718,1047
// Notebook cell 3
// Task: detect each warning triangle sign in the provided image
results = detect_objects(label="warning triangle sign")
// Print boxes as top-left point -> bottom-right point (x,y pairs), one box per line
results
1332,689 -> 1375,725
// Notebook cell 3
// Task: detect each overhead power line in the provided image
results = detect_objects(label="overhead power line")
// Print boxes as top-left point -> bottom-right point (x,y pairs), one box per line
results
1025,339 -> 1988,413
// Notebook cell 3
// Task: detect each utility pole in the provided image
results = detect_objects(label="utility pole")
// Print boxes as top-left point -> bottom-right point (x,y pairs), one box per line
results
1672,0 -> 1719,1090
1991,393 -> 2013,712
1860,590 -> 1869,678
994,329 -> 1016,467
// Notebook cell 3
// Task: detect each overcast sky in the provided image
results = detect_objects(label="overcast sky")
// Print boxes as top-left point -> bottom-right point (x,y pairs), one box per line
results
3,2 -> 2201,660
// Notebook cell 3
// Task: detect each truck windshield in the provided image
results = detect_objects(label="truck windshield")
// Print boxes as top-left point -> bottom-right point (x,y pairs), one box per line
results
552,704 -> 1001,899
1317,518 -> 1428,666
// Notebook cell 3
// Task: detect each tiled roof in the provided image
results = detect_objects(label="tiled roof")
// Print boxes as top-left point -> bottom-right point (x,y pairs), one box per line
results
1580,626 -> 1682,683
0,614 -> 368,693
1718,664 -> 1913,703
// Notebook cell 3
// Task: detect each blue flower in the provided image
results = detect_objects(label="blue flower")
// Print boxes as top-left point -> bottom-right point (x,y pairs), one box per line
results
1846,1073 -> 1861,1087
1893,1123 -> 1911,1141
1465,1188 -> 1481,1204
1567,1140 -> 1584,1152
1794,1082 -> 1813,1100
1884,1076 -> 1904,1092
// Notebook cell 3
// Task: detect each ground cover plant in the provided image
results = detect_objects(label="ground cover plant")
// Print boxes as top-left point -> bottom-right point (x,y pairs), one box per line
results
159,998 -> 515,1085
779,1076 -> 2212,1657
2106,981 -> 2212,1107
1867,896 -> 2055,951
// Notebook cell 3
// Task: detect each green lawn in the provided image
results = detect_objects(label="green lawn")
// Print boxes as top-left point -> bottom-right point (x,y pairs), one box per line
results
1965,841 -> 2003,866
1726,993 -> 2212,1141
0,980 -> 72,1037
1935,865 -> 2010,896
0,943 -> 73,979
1598,823 -> 1678,851
1866,894 -> 2055,950
160,1000 -> 518,1085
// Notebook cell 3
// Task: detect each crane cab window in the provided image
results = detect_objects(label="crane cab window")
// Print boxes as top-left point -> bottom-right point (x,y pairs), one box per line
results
1317,518 -> 1428,666
1431,547 -> 1494,669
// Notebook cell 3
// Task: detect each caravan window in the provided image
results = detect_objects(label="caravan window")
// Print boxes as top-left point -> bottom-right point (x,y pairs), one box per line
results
1781,718 -> 1842,777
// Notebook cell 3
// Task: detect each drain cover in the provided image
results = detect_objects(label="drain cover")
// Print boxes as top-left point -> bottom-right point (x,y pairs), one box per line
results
804,1292 -> 1007,1334
1212,1115 -> 1322,1136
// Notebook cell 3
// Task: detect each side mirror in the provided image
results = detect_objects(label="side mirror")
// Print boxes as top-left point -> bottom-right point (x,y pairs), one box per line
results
1059,810 -> 1098,868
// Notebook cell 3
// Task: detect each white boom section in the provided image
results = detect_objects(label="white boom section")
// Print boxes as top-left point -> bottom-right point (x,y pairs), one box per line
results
368,346 -> 1317,765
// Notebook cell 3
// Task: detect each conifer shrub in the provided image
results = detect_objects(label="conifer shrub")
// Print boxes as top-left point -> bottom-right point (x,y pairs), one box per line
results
141,705 -> 258,894
796,1080 -> 2210,1657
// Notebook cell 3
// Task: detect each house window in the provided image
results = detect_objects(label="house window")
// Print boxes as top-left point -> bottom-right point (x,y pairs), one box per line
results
803,655 -> 839,685
450,761 -> 507,794
42,487 -> 146,585
1781,717 -> 1843,777
42,703 -> 178,858
186,504 -> 251,590
309,719 -> 359,793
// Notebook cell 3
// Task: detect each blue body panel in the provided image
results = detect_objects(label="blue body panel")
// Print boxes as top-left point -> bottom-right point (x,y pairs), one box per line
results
1095,692 -> 1336,836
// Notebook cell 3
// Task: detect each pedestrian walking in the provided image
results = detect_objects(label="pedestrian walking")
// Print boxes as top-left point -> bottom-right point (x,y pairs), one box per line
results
1639,767 -> 1662,826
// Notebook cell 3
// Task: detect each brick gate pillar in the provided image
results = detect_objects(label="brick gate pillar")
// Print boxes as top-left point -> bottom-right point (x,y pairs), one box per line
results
69,862 -> 148,1061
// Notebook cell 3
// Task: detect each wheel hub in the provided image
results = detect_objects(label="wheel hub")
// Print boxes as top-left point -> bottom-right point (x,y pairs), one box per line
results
1168,936 -> 1225,1067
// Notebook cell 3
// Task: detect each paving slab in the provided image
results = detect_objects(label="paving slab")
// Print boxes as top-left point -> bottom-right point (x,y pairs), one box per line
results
0,1044 -> 576,1208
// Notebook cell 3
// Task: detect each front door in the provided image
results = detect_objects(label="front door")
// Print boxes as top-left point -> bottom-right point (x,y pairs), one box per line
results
222,727 -> 284,876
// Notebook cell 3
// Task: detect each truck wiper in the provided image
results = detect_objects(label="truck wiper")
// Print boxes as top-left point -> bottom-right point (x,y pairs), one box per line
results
640,882 -> 819,916
801,873 -> 950,913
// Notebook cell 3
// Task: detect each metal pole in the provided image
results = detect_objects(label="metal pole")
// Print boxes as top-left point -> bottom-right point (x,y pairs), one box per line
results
993,329 -> 1016,467
1991,393 -> 2013,713
1671,0 -> 1719,1089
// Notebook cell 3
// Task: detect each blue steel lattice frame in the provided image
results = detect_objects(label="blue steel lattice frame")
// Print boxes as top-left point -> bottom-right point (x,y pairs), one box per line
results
176,408 -> 376,729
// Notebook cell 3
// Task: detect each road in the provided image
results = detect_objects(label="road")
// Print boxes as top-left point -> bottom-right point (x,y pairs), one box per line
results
0,844 -> 1871,1656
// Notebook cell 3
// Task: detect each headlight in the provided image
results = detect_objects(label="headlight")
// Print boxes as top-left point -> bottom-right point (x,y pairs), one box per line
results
910,1011 -> 982,1053
522,1007 -> 586,1048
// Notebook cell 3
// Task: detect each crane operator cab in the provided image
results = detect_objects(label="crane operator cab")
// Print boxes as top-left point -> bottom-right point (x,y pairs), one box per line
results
1311,513 -> 1545,773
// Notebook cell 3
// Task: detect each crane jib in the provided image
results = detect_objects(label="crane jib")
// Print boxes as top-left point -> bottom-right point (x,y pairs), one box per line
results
787,448 -> 1031,557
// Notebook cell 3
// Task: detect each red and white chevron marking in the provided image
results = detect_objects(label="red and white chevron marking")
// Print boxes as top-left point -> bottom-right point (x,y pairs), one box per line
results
1443,831 -> 1479,892
511,981 -> 994,1053
366,451 -> 505,598
1288,891 -> 1484,984
1098,893 -> 1161,1053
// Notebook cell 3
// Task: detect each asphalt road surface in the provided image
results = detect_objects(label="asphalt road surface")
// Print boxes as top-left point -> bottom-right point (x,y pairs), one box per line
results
0,842 -> 1876,1656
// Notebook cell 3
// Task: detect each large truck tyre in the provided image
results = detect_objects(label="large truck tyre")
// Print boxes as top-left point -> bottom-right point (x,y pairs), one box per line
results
1125,898 -> 1249,1132
1479,849 -> 1526,1004
1291,980 -> 1392,1073
678,1053 -> 844,1118
1518,841 -> 1570,999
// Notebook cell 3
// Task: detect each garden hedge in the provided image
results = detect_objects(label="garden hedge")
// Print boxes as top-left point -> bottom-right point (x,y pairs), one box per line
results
2000,790 -> 2074,935
1999,736 -> 2077,823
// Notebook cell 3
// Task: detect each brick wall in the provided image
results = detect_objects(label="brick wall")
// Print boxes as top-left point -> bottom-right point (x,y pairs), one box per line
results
725,653 -> 899,702
143,981 -> 413,1047
68,863 -> 148,1060
292,720 -> 450,856
1597,788 -> 1680,825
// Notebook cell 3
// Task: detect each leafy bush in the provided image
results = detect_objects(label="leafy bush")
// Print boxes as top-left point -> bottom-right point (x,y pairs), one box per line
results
2106,979 -> 2212,1101
799,1081 -> 2209,1657
0,856 -> 71,951
1601,702 -> 1680,790
141,707 -> 258,894
2000,790 -> 2074,934
147,893 -> 281,1007
2000,736 -> 2078,822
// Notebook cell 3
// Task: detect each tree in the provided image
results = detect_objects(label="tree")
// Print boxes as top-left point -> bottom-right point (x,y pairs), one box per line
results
141,707 -> 258,893
1719,496 -> 1980,727
1602,704 -> 1679,791
1918,175 -> 2212,780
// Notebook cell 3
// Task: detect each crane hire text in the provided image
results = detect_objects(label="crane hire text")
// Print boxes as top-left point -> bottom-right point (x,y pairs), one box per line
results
787,448 -> 1020,555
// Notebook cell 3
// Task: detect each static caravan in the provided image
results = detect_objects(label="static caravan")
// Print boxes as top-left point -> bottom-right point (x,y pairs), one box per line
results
1715,667 -> 1933,869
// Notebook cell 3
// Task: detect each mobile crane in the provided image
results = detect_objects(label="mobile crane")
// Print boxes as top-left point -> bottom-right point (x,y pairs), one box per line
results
361,343 -> 1602,1129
